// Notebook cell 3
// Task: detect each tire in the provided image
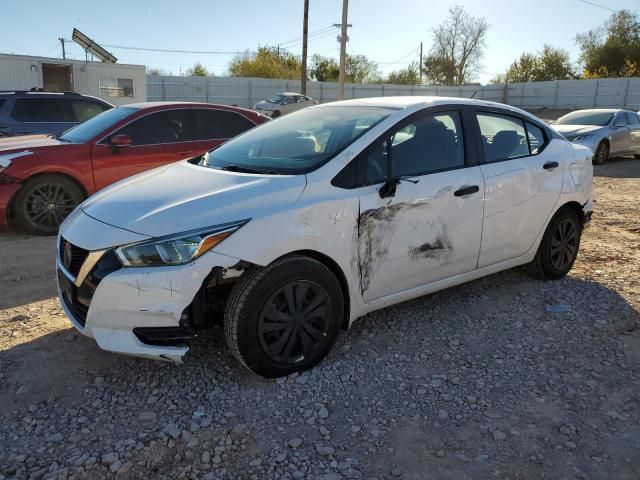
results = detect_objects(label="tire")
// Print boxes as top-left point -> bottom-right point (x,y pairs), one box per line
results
593,141 -> 609,165
526,207 -> 582,280
224,255 -> 344,378
634,153 -> 640,159
13,175 -> 84,235
271,110 -> 281,118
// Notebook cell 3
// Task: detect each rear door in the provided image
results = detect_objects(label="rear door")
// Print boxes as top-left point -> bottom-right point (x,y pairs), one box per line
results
192,108 -> 257,154
356,108 -> 484,302
475,110 -> 564,268
90,108 -> 195,191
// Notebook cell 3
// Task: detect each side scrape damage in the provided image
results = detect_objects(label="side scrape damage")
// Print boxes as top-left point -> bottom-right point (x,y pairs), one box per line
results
408,231 -> 452,262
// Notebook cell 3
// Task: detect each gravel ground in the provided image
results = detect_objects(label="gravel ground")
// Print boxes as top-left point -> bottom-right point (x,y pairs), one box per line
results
1,158 -> 639,480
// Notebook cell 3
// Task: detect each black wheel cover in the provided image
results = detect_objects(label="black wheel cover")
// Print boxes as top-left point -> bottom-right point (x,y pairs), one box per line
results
258,280 -> 331,364
550,218 -> 579,271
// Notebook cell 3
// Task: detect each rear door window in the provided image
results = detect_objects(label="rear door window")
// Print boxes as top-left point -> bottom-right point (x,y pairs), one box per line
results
194,109 -> 255,140
625,112 -> 640,125
11,98 -> 72,122
114,109 -> 194,145
477,113 -> 530,162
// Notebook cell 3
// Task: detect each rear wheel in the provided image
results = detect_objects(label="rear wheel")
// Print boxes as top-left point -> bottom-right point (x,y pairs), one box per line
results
526,207 -> 582,280
224,255 -> 344,378
13,175 -> 84,235
593,141 -> 609,165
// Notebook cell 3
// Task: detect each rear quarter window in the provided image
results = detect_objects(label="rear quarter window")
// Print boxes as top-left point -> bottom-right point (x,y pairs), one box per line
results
194,109 -> 255,140
11,98 -> 72,122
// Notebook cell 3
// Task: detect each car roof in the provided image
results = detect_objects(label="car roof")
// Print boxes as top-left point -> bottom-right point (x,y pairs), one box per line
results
315,96 -> 542,121
281,92 -> 302,96
121,101 -> 258,114
563,108 -> 621,114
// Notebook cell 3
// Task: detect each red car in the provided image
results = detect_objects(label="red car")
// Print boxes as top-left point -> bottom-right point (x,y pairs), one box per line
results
0,102 -> 268,235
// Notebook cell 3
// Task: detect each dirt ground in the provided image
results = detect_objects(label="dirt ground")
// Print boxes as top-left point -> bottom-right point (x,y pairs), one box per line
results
0,158 -> 639,480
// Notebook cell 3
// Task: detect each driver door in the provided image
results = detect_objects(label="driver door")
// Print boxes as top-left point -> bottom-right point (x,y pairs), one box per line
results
356,109 -> 484,302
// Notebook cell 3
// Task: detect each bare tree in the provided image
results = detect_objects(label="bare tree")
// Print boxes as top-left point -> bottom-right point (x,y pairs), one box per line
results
423,6 -> 489,85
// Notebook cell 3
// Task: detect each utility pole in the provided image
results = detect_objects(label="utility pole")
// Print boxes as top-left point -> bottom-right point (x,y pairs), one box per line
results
301,0 -> 309,95
337,0 -> 349,100
59,37 -> 66,59
419,42 -> 423,83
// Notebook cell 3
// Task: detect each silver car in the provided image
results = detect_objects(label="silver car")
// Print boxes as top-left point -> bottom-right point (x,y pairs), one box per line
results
253,92 -> 316,118
552,109 -> 640,164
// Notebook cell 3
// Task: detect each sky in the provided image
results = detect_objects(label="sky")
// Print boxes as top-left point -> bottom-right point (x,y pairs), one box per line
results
1,0 -> 638,84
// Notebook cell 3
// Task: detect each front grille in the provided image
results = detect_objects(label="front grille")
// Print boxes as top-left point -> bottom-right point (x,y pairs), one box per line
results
59,237 -> 89,277
60,288 -> 88,326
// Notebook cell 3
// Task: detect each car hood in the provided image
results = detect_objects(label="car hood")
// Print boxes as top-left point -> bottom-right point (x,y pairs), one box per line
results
254,101 -> 277,110
552,124 -> 604,136
81,161 -> 307,238
0,134 -> 67,153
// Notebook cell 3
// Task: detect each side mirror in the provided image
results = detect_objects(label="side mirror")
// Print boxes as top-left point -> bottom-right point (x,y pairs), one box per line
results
110,134 -> 132,147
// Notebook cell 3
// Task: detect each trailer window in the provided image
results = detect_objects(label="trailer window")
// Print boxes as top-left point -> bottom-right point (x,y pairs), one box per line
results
99,77 -> 134,97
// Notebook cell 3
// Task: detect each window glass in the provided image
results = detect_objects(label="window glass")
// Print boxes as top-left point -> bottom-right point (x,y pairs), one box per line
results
296,96 -> 308,103
614,113 -> 627,126
282,97 -> 295,105
390,111 -> 465,177
60,107 -> 137,143
477,113 -> 529,162
115,109 -> 193,145
0,99 -> 6,109
194,109 -> 255,140
11,98 -> 72,122
202,106 -> 394,175
526,122 -> 546,154
99,77 -> 134,97
555,111 -> 613,126
69,100 -> 110,123
625,112 -> 640,125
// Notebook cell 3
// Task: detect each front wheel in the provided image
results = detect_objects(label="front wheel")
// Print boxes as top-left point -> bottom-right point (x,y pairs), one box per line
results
13,175 -> 84,235
271,110 -> 281,118
224,255 -> 344,378
593,141 -> 609,165
526,207 -> 582,280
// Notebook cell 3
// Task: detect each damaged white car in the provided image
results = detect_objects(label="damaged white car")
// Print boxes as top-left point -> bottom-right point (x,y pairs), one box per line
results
57,97 -> 593,378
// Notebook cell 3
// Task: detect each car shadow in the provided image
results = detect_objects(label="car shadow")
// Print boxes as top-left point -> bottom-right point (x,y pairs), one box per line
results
595,155 -> 640,179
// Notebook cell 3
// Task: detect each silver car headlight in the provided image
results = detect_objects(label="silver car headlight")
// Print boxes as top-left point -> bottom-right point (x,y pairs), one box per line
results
115,220 -> 248,267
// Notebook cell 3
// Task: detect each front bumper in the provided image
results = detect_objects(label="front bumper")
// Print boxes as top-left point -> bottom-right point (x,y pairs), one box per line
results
56,214 -> 243,363
254,108 -> 274,117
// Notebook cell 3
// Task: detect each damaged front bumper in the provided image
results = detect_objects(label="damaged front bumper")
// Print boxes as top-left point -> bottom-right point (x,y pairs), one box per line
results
56,213 -> 244,363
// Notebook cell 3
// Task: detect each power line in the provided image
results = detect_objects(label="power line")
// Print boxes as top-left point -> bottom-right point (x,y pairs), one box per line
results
278,26 -> 336,47
379,48 -> 418,66
63,39 -> 246,55
576,0 -> 617,12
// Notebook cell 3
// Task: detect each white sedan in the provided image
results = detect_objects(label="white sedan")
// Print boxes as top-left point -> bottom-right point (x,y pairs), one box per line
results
253,92 -> 316,117
57,97 -> 593,378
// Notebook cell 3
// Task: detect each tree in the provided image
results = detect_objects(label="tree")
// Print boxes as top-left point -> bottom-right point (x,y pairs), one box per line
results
185,63 -> 209,77
386,62 -> 421,85
422,6 -> 489,85
228,46 -> 301,79
147,67 -> 172,76
309,54 -> 380,83
494,45 -> 576,83
576,10 -> 640,78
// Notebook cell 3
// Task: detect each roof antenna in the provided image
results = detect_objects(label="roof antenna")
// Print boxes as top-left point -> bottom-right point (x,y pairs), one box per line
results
470,88 -> 480,99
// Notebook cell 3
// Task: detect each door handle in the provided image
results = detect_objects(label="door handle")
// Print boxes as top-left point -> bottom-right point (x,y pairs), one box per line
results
454,185 -> 479,197
543,161 -> 559,170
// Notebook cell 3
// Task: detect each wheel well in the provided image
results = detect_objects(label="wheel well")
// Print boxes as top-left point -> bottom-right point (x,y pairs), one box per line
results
556,201 -> 584,224
287,250 -> 351,330
7,172 -> 88,222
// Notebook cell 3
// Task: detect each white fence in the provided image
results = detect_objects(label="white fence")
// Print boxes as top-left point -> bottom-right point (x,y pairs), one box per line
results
147,75 -> 640,110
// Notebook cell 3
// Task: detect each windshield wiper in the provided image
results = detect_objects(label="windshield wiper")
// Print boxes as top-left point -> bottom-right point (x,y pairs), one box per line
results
219,164 -> 280,175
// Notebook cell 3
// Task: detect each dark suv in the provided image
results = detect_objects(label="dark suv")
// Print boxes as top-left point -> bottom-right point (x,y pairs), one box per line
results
0,90 -> 113,137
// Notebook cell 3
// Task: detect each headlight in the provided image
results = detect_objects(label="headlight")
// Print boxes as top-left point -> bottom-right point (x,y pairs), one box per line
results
115,220 -> 248,267
573,134 -> 593,141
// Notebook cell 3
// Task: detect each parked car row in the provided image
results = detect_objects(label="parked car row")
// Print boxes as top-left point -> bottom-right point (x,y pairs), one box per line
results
0,102 -> 268,234
253,92 -> 317,118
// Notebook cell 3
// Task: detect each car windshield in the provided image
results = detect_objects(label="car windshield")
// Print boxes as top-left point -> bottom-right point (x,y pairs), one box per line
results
555,111 -> 613,126
267,94 -> 286,104
58,107 -> 138,143
199,106 -> 395,175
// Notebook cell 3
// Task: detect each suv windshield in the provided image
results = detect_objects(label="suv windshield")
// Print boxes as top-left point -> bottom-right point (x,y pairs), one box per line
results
58,107 -> 138,143
555,111 -> 614,126
267,94 -> 286,104
200,106 -> 395,174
